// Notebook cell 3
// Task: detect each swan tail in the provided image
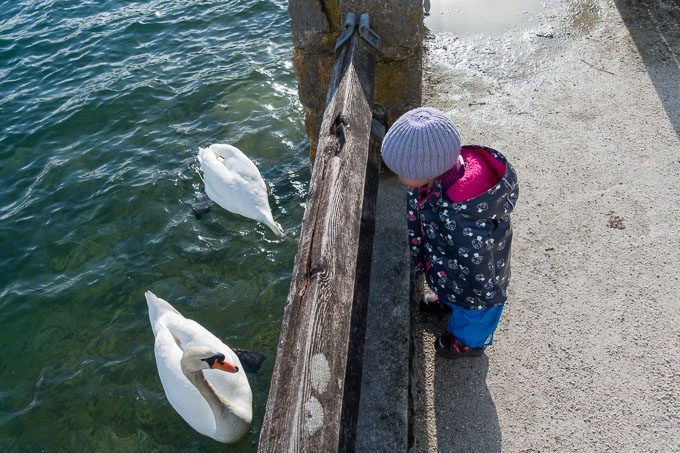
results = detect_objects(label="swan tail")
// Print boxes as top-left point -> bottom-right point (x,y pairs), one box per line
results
145,291 -> 182,336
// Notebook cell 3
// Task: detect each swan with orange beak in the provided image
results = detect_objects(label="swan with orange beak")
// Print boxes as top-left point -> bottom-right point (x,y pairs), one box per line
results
146,291 -> 253,443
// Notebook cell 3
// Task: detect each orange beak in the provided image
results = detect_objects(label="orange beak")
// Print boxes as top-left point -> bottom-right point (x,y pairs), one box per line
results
212,360 -> 239,373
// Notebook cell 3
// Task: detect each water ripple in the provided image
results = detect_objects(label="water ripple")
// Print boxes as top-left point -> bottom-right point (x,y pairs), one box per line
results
0,0 -> 306,450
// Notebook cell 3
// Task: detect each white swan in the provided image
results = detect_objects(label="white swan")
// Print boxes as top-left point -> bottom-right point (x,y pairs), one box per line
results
198,143 -> 284,237
145,291 -> 252,443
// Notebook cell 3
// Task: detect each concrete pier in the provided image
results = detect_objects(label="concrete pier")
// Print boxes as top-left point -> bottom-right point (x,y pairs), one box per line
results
357,0 -> 680,451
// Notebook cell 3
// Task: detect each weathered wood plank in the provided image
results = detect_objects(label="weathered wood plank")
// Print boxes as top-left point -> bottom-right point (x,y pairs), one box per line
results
259,32 -> 378,452
337,124 -> 381,452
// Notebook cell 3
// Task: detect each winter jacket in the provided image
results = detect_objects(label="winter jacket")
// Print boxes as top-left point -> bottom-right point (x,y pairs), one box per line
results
407,146 -> 519,311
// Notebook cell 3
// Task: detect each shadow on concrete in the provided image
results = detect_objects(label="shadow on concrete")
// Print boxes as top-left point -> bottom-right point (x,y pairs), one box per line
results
413,279 -> 502,452
613,0 -> 680,141
356,173 -> 411,452
433,354 -> 501,453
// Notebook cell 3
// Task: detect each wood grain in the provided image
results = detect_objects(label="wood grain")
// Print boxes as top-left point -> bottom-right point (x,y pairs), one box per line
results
259,33 -> 379,452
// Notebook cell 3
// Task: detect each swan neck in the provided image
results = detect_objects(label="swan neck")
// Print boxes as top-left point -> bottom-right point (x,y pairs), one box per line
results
183,368 -> 251,443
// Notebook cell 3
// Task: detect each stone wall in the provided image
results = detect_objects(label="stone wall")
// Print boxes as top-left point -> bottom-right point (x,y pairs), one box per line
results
289,0 -> 424,160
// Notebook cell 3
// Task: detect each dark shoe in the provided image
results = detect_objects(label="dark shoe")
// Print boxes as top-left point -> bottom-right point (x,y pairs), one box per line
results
434,335 -> 485,359
420,293 -> 452,315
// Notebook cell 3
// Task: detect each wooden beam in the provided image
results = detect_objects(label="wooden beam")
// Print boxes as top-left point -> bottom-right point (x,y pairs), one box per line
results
259,32 -> 379,452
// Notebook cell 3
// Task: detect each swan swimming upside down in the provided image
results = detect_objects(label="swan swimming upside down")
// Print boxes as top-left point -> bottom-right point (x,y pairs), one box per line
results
197,143 -> 284,237
145,291 -> 252,443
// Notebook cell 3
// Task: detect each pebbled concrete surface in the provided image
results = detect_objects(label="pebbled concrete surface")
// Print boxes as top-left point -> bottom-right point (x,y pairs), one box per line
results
411,0 -> 680,452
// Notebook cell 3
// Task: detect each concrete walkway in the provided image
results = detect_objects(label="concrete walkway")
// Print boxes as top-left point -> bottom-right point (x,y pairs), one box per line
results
359,0 -> 679,451
411,0 -> 680,451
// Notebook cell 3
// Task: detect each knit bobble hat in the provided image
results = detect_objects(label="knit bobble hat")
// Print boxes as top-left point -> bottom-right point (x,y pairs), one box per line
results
381,107 -> 462,179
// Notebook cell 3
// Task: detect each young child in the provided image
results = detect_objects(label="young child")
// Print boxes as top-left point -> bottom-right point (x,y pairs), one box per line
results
381,107 -> 519,359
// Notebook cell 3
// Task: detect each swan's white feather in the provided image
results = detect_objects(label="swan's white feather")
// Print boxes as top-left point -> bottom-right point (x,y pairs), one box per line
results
145,291 -> 252,441
198,144 -> 284,237
153,324 -> 215,437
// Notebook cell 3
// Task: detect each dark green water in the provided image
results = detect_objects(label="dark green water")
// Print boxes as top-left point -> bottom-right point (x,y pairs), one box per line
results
0,1 -> 308,451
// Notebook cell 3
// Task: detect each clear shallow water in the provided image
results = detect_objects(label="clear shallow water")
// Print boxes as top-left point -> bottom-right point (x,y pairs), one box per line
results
0,0 -> 307,451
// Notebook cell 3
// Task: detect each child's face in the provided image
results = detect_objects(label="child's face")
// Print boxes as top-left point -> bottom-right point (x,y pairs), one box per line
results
399,176 -> 436,189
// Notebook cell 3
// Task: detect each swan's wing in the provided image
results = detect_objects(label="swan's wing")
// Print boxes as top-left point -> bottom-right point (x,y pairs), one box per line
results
153,316 -> 216,438
215,145 -> 268,190
160,312 -> 253,414
213,146 -> 284,237
200,144 -> 266,193
199,146 -> 283,237
201,149 -> 270,215
201,153 -> 242,211
159,309 -> 227,353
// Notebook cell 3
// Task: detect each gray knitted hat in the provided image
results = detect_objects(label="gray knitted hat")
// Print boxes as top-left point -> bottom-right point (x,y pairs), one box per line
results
381,107 -> 462,179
